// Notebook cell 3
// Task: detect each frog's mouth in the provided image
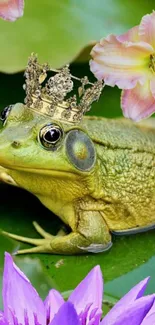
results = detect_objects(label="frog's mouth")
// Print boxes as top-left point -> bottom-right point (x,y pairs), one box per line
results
0,166 -> 17,186
0,164 -> 82,179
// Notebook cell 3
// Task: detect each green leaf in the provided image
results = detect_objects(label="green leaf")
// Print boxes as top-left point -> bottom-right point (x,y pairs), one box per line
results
0,0 -> 155,72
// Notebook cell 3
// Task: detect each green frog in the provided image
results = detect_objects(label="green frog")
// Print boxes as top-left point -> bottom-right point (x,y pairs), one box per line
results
0,102 -> 155,255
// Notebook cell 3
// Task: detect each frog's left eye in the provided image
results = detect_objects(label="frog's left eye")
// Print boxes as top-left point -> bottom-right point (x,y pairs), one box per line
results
39,124 -> 63,149
0,105 -> 13,125
65,130 -> 96,171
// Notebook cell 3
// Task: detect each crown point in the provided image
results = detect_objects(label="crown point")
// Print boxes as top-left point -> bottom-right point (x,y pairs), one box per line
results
39,73 -> 47,84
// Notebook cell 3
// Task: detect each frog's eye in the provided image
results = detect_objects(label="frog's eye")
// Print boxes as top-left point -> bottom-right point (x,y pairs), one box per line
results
0,105 -> 13,125
39,124 -> 63,149
65,130 -> 96,171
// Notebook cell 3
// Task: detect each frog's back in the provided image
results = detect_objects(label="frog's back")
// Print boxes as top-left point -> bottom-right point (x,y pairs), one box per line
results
82,116 -> 155,233
82,116 -> 155,154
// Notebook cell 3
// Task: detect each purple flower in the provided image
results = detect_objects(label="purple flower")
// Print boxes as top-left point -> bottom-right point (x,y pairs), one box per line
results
101,278 -> 155,325
0,253 -> 155,325
1,253 -> 102,325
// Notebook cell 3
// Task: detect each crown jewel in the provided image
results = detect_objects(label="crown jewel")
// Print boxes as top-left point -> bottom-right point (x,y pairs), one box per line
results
23,53 -> 104,124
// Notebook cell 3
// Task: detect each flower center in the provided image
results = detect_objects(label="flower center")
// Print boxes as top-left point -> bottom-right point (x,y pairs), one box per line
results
149,54 -> 155,73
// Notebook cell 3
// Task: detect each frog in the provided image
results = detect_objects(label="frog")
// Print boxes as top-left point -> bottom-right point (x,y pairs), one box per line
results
1,102 -> 155,255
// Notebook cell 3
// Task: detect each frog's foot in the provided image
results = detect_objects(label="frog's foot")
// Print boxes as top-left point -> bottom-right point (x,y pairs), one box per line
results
2,221 -> 69,254
2,211 -> 112,255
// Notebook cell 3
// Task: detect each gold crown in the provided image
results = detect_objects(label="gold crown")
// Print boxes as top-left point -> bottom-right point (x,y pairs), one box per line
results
23,53 -> 104,124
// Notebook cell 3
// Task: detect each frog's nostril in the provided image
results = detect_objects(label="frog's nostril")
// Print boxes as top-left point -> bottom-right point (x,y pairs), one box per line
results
11,141 -> 21,148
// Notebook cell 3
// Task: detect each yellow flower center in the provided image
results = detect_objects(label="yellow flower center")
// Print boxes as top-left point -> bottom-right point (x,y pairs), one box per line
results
149,54 -> 155,73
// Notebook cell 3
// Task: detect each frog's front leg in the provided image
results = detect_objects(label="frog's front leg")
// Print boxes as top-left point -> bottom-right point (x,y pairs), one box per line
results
2,208 -> 112,255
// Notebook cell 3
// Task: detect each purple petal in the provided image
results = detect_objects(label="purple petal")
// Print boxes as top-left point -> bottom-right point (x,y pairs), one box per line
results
68,266 -> 103,316
141,312 -> 155,324
0,312 -> 8,325
79,304 -> 102,325
101,295 -> 155,325
44,289 -> 64,322
3,253 -> 46,325
50,302 -> 80,325
102,277 -> 150,323
141,300 -> 155,324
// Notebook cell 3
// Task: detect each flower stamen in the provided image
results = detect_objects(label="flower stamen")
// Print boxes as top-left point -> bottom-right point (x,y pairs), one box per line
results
149,54 -> 155,73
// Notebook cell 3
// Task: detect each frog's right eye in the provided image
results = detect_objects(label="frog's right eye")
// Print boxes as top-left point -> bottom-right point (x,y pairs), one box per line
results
39,123 -> 63,150
0,105 -> 13,125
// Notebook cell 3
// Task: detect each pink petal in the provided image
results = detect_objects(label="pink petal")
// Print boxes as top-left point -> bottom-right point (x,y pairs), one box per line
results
44,289 -> 64,323
117,25 -> 140,43
101,295 -> 155,325
68,265 -> 103,316
150,77 -> 155,98
3,253 -> 46,325
139,12 -> 155,49
121,80 -> 155,121
50,302 -> 80,325
90,34 -> 153,89
102,277 -> 150,324
0,0 -> 24,22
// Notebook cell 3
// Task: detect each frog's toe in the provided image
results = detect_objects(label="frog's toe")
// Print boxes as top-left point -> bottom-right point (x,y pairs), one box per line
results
2,222 -> 69,255
2,230 -> 49,246
33,221 -> 67,238
2,221 -> 67,246
32,221 -> 54,239
2,229 -> 54,254
14,244 -> 53,255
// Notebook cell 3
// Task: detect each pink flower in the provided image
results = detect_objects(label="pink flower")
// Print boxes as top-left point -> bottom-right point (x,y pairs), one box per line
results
90,12 -> 155,121
0,0 -> 24,22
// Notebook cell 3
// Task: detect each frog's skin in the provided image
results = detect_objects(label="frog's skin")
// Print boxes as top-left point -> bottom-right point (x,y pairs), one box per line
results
1,103 -> 155,255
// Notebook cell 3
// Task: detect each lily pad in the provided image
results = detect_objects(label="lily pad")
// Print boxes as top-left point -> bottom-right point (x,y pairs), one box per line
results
0,0 -> 155,72
0,184 -> 155,311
